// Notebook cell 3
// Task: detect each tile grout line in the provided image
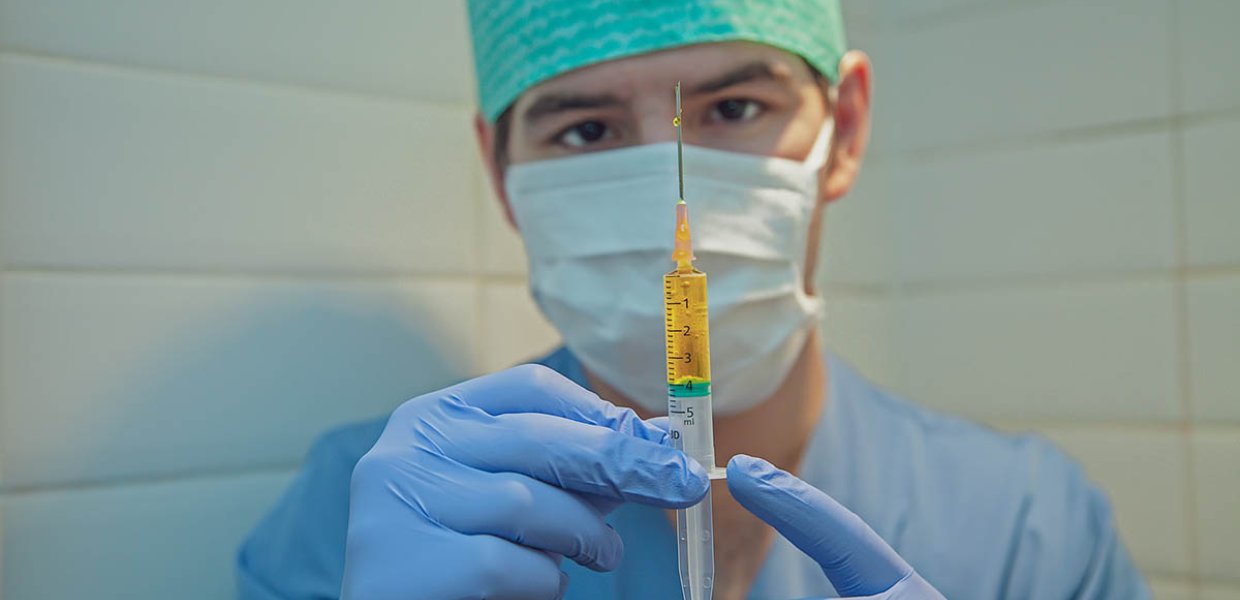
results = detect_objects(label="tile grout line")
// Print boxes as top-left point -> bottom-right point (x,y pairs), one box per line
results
0,48 -> 473,112
1165,0 -> 1203,587
0,271 -> 6,591
471,153 -> 489,375
987,420 -> 1240,434
872,0 -> 1070,34
0,267 -> 489,284
881,139 -> 912,391
894,269 -> 1178,296
0,462 -> 300,496
870,105 -> 1240,166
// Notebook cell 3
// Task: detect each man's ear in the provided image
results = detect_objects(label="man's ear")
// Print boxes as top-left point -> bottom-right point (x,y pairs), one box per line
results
474,112 -> 517,228
820,51 -> 872,205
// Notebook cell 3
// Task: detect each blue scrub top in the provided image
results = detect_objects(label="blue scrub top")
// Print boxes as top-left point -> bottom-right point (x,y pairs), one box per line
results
236,348 -> 1150,599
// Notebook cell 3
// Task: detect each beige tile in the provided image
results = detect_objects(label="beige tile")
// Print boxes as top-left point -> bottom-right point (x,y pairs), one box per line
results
819,162 -> 894,288
1193,432 -> 1240,583
2,471 -> 292,600
1040,428 -> 1192,577
874,0 -> 1171,152
0,55 -> 476,274
821,291 -> 899,388
840,0 -> 877,30
1201,584 -> 1240,600
893,280 -> 1181,422
1149,577 -> 1197,600
839,1 -> 882,57
889,131 -> 1175,282
1178,0 -> 1240,113
477,170 -> 529,277
867,0 -> 1018,25
1187,276 -> 1240,423
0,272 -> 475,488
0,0 -> 474,103
478,282 -> 560,374
1184,118 -> 1240,268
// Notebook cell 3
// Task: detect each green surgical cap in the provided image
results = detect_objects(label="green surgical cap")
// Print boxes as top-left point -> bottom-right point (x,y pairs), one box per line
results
467,0 -> 847,122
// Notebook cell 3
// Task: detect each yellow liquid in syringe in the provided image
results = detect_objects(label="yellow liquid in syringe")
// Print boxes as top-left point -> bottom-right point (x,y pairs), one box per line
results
664,268 -> 711,398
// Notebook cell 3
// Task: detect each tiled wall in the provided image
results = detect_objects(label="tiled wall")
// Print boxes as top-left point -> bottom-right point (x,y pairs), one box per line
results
842,1 -> 1240,598
0,1 -> 1234,599
0,2 -> 490,597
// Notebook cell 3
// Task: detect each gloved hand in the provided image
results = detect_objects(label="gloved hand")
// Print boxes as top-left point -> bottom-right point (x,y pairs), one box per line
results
341,364 -> 710,600
727,455 -> 946,600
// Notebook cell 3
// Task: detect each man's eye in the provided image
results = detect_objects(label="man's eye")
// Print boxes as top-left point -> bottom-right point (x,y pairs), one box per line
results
557,120 -> 611,148
710,99 -> 762,123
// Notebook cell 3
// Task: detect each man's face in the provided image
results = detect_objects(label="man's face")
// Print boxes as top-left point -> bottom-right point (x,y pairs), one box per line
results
503,41 -> 831,166
475,41 -> 871,293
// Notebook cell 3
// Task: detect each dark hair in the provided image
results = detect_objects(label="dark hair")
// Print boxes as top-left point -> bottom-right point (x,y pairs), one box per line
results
492,106 -> 513,170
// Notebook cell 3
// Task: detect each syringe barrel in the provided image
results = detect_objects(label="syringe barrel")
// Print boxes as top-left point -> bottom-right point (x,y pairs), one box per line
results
664,269 -> 718,472
667,393 -> 718,473
677,487 -> 715,600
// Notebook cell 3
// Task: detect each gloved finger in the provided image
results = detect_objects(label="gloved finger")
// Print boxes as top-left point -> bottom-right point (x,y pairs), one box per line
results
427,467 -> 625,572
446,409 -> 709,507
646,416 -> 671,433
448,364 -> 666,442
471,535 -> 568,600
340,526 -> 565,600
726,454 -> 912,597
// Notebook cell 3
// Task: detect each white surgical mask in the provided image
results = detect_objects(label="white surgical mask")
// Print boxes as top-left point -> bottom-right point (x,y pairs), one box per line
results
506,121 -> 832,415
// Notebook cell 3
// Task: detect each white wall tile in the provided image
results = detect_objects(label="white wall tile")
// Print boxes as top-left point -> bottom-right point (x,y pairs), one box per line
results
0,273 -> 475,488
0,55 -> 477,274
478,171 -> 529,277
1202,584 -> 1240,600
840,0 -> 877,30
1193,432 -> 1240,583
866,0 -> 1021,26
1183,118 -> 1240,268
874,0 -> 1171,152
1039,428 -> 1191,577
820,163 -> 894,287
892,280 -> 1181,422
1149,577 -> 1197,600
1178,0 -> 1240,114
2,471 -> 293,600
0,1 -> 474,104
478,282 -> 559,374
840,2 -> 880,53
889,131 -> 1175,282
821,291 -> 899,388
1187,276 -> 1240,423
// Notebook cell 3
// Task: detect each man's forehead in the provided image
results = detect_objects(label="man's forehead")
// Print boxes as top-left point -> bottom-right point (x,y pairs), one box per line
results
512,42 -> 808,113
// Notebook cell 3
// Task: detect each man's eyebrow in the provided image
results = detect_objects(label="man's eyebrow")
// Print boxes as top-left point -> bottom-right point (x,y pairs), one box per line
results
690,62 -> 788,95
521,92 -> 623,125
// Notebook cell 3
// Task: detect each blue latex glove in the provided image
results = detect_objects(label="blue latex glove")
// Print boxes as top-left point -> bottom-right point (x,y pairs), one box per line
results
341,364 -> 710,600
727,455 -> 946,600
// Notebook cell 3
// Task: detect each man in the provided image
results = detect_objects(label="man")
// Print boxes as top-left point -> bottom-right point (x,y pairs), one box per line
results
238,1 -> 1150,598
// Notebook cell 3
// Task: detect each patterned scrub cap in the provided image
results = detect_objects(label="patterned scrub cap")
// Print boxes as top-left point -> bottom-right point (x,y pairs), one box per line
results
467,0 -> 847,122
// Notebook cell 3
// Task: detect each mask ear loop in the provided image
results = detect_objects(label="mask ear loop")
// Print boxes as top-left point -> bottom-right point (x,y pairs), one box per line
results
799,118 -> 835,299
803,118 -> 835,169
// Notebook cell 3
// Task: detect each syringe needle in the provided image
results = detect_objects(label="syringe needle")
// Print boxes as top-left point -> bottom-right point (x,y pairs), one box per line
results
675,81 -> 684,202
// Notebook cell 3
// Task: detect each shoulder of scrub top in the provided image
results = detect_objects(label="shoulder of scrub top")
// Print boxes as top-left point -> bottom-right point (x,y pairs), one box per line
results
824,353 -> 1142,599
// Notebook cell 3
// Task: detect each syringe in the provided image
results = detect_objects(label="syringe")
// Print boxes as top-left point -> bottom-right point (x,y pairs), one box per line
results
664,81 -> 722,600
